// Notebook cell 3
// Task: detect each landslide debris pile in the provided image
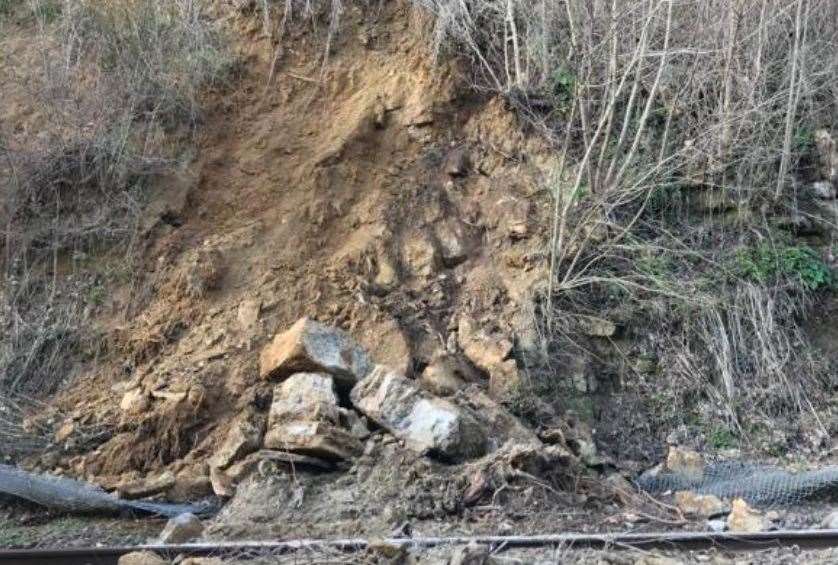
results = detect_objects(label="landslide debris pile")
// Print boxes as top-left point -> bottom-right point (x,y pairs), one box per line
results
209,316 -> 575,495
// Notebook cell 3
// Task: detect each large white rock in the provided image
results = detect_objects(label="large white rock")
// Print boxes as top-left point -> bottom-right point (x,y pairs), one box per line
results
351,366 -> 487,461
260,318 -> 372,386
268,373 -> 340,426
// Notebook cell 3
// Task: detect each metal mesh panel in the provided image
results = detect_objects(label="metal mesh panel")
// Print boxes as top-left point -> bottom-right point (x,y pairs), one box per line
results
0,464 -> 214,517
636,461 -> 838,507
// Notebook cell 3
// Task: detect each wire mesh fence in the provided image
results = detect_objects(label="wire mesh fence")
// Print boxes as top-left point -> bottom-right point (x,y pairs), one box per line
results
637,460 -> 838,507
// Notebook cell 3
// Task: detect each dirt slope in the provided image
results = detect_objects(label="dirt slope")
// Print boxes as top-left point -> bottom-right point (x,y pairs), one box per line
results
22,1 -> 558,487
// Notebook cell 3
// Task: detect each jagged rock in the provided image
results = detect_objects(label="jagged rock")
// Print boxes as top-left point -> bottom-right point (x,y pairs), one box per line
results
456,386 -> 541,449
118,552 -> 167,565
209,466 -> 236,498
210,412 -> 265,470
55,421 -> 75,443
402,229 -> 441,277
263,421 -> 363,461
435,218 -> 474,267
457,317 -> 521,398
674,491 -> 727,517
268,373 -> 341,426
237,298 -> 261,331
727,498 -> 768,533
458,317 -> 512,371
158,512 -> 203,544
339,408 -> 370,439
259,317 -> 372,386
821,510 -> 838,529
351,365 -> 487,461
812,180 -> 837,199
116,471 -> 176,500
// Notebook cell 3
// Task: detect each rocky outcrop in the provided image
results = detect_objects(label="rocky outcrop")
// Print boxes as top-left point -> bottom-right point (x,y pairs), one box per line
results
259,318 -> 372,386
351,365 -> 487,462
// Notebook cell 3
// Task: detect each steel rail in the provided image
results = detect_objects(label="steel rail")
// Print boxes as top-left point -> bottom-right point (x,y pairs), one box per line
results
2,529 -> 838,564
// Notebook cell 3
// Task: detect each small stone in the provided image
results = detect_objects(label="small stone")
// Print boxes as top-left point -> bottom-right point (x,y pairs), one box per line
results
55,421 -> 75,443
820,510 -> 838,529
120,389 -> 150,414
116,471 -> 176,500
675,491 -> 727,517
727,498 -> 768,533
351,365 -> 487,462
259,317 -> 372,386
434,218 -> 474,267
118,551 -> 168,565
707,519 -> 727,532
237,299 -> 261,330
158,513 -> 203,544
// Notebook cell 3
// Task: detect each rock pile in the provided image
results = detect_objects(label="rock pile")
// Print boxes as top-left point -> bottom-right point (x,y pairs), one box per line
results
205,316 -> 546,496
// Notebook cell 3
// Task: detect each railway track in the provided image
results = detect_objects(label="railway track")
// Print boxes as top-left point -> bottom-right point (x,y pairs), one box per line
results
2,529 -> 838,564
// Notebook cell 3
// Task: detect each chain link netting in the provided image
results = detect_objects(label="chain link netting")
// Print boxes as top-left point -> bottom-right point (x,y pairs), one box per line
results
637,460 -> 838,507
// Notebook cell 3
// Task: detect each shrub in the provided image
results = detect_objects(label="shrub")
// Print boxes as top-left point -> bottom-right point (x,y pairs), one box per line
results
0,0 -> 232,397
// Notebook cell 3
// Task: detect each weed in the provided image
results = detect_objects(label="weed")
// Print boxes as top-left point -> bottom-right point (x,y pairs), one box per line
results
734,244 -> 833,290
708,426 -> 737,450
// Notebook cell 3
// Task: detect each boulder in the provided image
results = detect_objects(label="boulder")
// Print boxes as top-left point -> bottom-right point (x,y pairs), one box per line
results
727,498 -> 768,533
259,317 -> 371,386
118,552 -> 168,565
158,513 -> 204,544
351,366 -> 487,461
268,373 -> 340,426
210,412 -> 265,470
674,491 -> 727,517
263,421 -> 363,461
264,372 -> 363,461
